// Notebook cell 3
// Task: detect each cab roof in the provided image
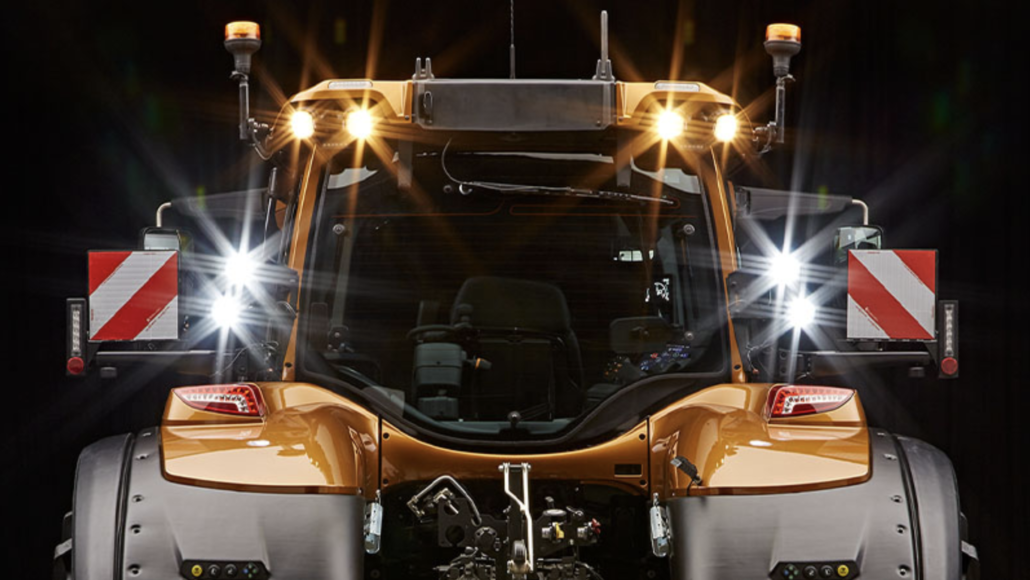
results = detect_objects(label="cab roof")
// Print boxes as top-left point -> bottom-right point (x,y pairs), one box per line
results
288,78 -> 738,132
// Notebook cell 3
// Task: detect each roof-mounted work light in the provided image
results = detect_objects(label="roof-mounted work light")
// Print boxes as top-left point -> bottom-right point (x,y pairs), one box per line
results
657,110 -> 685,140
714,113 -> 739,142
769,251 -> 801,287
212,294 -> 243,329
787,295 -> 816,329
224,251 -> 257,286
290,110 -> 315,140
346,109 -> 375,140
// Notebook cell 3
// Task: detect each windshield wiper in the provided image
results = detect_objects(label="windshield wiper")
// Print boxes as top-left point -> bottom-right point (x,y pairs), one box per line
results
460,181 -> 674,205
439,139 -> 674,205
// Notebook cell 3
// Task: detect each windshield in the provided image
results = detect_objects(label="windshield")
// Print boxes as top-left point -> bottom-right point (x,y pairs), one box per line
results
299,147 -> 728,444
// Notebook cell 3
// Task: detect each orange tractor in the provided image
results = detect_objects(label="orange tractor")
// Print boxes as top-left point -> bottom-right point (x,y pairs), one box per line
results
58,14 -> 976,580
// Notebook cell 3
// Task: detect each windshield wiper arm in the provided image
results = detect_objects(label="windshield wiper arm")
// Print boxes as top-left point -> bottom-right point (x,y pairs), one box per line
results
463,181 -> 674,205
438,138 -> 673,205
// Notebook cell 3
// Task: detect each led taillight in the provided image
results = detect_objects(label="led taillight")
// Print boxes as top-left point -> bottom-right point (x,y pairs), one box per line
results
174,384 -> 265,417
766,385 -> 854,419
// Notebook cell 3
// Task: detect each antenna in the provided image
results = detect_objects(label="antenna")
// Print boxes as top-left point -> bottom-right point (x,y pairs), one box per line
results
593,10 -> 613,81
509,0 -> 516,79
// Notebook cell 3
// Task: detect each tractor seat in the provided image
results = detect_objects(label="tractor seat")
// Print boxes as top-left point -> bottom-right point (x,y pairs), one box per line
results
451,276 -> 584,419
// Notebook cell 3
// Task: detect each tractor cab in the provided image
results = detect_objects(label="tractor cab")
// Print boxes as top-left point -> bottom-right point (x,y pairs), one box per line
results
56,15 -> 975,580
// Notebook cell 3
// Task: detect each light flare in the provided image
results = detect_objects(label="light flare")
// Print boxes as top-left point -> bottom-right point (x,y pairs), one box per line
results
715,114 -> 739,142
770,252 -> 801,286
346,109 -> 374,139
787,296 -> 816,329
290,110 -> 314,139
657,110 -> 685,140
211,294 -> 242,328
224,252 -> 256,286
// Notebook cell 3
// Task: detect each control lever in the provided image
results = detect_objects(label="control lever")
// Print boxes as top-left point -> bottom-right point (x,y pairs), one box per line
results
406,475 -> 483,525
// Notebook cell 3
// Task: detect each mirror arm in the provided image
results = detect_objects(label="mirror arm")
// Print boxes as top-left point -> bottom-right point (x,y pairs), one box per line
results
851,199 -> 869,225
155,202 -> 173,228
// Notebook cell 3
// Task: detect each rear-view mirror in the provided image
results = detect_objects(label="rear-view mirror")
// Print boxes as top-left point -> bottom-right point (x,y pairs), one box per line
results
834,225 -> 883,264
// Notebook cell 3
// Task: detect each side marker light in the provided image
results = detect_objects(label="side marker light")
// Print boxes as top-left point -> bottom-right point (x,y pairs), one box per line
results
939,301 -> 959,378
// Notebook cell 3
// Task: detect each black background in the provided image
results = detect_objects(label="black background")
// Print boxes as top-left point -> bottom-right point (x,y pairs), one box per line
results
3,1 -> 1026,578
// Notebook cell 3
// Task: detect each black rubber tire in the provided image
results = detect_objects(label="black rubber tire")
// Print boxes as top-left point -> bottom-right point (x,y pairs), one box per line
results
68,434 -> 134,580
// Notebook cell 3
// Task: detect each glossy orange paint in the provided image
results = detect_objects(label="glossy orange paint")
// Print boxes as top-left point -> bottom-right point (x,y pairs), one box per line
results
281,151 -> 323,381
160,382 -> 869,499
616,81 -> 737,126
161,383 -> 378,497
276,78 -> 750,380
159,77 -> 872,500
379,421 -> 650,494
700,149 -> 747,384
287,79 -> 735,128
649,383 -> 870,498
290,80 -> 412,121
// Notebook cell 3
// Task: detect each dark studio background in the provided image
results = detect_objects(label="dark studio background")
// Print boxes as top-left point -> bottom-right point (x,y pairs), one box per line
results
2,1 -> 1026,578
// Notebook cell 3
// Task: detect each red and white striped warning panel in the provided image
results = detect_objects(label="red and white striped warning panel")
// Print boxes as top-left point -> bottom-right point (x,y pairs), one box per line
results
847,250 -> 936,341
88,251 -> 179,341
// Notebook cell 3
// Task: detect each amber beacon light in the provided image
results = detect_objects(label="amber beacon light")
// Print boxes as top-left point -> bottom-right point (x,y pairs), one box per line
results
224,21 -> 262,76
224,21 -> 264,141
764,23 -> 802,78
765,23 -> 801,44
225,21 -> 261,42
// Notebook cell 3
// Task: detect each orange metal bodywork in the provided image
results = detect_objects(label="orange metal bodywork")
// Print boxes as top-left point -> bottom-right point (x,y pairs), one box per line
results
290,80 -> 413,121
281,152 -> 322,381
162,383 -> 379,496
699,150 -> 747,384
158,76 -> 873,499
650,383 -> 869,498
285,80 -> 734,128
379,420 -> 650,495
278,79 -> 747,379
161,383 -> 869,498
616,81 -> 736,126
